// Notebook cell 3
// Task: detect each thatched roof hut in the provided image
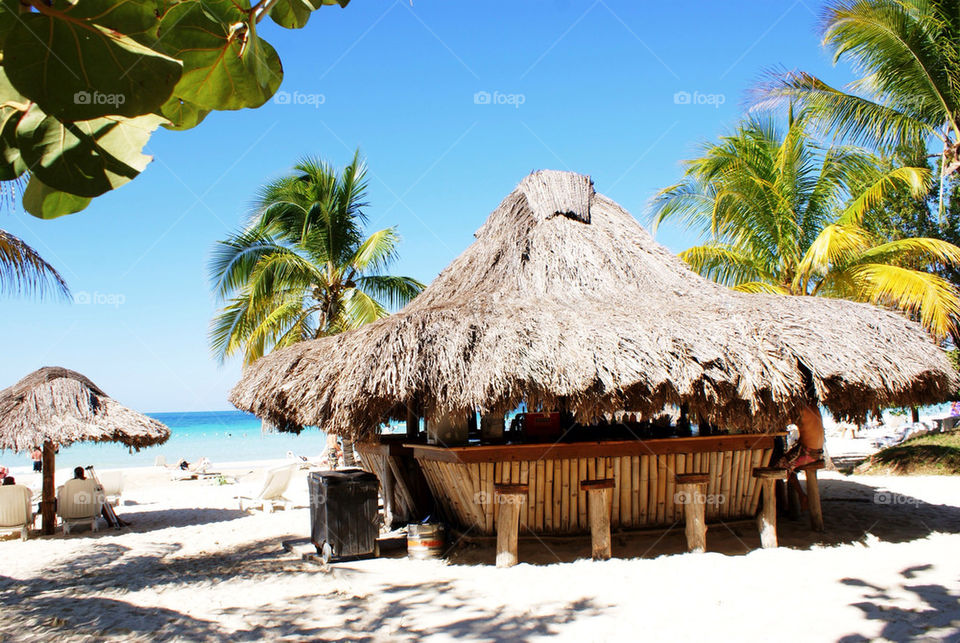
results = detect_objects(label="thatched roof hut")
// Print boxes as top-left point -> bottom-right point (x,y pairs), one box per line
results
231,170 -> 957,438
0,366 -> 170,452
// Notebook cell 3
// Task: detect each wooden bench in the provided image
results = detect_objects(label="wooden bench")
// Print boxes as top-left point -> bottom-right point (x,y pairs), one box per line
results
580,479 -> 616,560
753,467 -> 787,548
675,473 -> 710,552
494,483 -> 528,568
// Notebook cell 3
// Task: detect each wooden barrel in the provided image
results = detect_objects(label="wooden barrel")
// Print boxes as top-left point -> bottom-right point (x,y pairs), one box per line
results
407,523 -> 445,559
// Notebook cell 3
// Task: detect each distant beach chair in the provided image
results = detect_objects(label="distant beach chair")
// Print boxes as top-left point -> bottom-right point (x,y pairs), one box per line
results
97,471 -> 124,506
286,450 -> 322,470
170,457 -> 218,481
57,478 -> 103,534
0,484 -> 35,540
236,464 -> 296,513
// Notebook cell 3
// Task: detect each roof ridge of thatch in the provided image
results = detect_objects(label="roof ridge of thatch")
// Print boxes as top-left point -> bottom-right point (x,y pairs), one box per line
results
230,170 -> 958,438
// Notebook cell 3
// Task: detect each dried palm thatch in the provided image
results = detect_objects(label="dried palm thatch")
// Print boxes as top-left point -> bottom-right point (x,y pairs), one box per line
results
0,366 -> 170,452
231,170 -> 957,439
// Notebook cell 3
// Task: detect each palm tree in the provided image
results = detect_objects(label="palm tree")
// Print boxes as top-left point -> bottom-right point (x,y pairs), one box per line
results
755,0 -> 960,215
209,152 -> 425,365
650,114 -> 960,338
0,178 -> 70,300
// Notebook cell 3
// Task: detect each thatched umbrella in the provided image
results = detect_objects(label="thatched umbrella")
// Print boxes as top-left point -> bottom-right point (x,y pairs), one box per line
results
231,170 -> 957,438
0,366 -> 170,534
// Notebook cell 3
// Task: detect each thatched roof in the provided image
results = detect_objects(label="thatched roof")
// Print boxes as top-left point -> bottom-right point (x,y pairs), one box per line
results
0,367 -> 170,451
230,170 -> 957,438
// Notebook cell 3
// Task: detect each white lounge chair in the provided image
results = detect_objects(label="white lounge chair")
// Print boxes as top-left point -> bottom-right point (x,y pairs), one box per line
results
0,484 -> 35,540
57,479 -> 103,534
237,464 -> 296,513
97,471 -> 124,506
170,457 -> 218,481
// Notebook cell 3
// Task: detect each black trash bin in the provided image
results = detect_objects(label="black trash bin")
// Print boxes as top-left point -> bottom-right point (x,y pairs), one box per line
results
308,470 -> 380,563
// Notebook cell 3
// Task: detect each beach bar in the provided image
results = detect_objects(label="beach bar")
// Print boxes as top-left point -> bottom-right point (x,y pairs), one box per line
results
233,171 -> 956,553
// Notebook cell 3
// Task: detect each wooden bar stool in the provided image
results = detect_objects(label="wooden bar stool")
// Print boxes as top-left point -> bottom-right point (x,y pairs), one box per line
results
753,467 -> 787,548
580,479 -> 616,560
494,483 -> 528,568
799,462 -> 825,532
675,473 -> 710,552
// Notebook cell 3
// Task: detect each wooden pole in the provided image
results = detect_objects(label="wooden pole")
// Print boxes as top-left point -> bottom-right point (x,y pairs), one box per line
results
41,441 -> 56,535
382,460 -> 395,529
753,467 -> 786,549
581,479 -> 615,560
801,464 -> 825,532
676,473 -> 709,553
406,404 -> 419,439
494,483 -> 527,568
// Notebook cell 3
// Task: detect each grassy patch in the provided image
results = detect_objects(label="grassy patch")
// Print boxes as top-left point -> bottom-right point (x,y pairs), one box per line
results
858,430 -> 960,475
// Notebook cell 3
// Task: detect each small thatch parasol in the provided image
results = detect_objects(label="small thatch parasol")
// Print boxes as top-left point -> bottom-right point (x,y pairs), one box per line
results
0,366 -> 170,534
231,170 -> 958,439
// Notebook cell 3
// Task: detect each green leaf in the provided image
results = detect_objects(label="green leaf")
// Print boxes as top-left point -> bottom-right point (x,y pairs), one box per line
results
268,0 -> 349,29
22,176 -> 92,219
0,68 -> 28,181
15,105 -> 167,198
158,1 -> 283,111
52,0 -> 163,36
160,95 -> 210,131
3,12 -> 182,121
0,0 -> 22,49
269,0 -> 313,29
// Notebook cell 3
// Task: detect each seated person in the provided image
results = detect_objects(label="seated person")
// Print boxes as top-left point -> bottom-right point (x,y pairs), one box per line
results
776,403 -> 825,471
2,476 -> 15,486
73,466 -> 86,480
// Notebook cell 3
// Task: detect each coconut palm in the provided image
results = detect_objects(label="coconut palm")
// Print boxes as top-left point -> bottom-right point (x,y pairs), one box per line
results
209,152 -> 425,366
650,114 -> 960,338
755,0 -> 960,215
0,178 -> 70,300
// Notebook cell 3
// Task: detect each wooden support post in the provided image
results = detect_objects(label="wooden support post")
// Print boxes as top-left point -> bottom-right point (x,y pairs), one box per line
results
382,460 -> 395,529
406,404 -> 419,439
581,479 -> 615,560
494,483 -> 528,568
800,463 -> 825,532
676,473 -> 709,553
41,441 -> 56,535
753,467 -> 787,549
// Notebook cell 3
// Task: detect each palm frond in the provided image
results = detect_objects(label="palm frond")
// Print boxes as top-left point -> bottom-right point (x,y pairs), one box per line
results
0,229 -> 70,300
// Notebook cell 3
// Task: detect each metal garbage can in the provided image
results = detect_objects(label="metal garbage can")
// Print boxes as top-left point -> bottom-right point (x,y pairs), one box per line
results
308,469 -> 380,563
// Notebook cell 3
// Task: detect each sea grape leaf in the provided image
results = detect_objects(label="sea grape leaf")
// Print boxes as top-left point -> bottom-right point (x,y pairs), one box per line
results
158,1 -> 283,111
15,106 -> 167,198
0,68 -> 28,180
160,95 -> 211,131
22,177 -> 92,219
51,0 -> 163,37
269,0 -> 313,29
3,13 -> 182,121
0,0 -> 22,48
268,0 -> 350,29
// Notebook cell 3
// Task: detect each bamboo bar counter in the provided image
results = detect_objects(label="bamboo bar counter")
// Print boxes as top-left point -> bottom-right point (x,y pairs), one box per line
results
401,433 -> 784,536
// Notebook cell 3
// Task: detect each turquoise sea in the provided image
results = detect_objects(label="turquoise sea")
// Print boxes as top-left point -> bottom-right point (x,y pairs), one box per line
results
0,411 -> 331,476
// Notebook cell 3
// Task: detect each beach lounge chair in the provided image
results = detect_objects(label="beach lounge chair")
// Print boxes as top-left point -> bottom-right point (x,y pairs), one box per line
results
97,471 -> 124,506
0,484 -> 35,540
237,464 -> 296,513
170,457 -> 218,481
57,478 -> 103,534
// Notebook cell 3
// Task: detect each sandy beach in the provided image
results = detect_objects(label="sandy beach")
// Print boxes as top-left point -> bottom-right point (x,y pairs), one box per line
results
1,460 -> 958,642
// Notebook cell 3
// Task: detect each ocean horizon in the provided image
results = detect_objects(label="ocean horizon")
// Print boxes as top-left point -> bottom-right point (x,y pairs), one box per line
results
0,410 -> 331,475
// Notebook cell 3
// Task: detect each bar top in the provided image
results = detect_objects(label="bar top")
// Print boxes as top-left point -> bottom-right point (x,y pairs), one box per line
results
404,433 -> 786,463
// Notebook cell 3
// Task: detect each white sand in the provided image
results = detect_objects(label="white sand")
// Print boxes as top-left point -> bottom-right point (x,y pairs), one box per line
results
1,464 -> 959,641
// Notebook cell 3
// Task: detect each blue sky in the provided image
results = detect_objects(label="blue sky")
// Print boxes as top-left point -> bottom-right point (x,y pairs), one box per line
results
1,0 -> 853,412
